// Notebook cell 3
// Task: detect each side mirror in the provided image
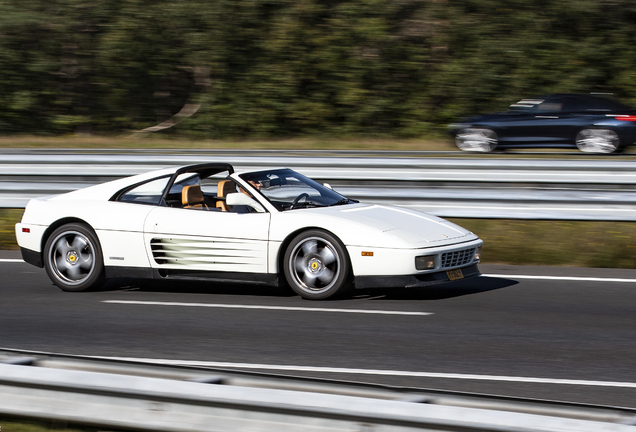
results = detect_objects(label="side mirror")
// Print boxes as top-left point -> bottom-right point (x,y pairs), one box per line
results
226,193 -> 265,213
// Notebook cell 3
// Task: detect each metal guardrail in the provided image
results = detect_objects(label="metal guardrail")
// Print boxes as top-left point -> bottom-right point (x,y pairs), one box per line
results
1,149 -> 636,220
1,349 -> 636,431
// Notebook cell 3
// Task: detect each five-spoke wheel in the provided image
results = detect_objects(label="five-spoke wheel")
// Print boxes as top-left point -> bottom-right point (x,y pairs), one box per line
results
44,223 -> 104,292
575,128 -> 621,153
455,128 -> 498,152
283,230 -> 351,299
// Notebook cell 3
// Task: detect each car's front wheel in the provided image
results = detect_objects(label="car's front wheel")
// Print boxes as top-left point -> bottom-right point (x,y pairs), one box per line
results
44,223 -> 104,292
455,128 -> 498,152
575,129 -> 621,153
283,230 -> 351,300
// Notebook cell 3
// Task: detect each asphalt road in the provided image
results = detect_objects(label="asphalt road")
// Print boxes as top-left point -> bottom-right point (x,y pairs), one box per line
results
1,249 -> 635,408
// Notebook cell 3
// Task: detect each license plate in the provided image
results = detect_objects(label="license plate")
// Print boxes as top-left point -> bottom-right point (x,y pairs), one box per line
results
446,268 -> 464,281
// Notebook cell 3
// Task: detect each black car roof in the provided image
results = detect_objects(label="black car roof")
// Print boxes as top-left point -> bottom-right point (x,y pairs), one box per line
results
518,93 -> 629,110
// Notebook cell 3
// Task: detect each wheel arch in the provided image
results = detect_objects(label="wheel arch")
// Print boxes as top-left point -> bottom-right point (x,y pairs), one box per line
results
41,217 -> 98,257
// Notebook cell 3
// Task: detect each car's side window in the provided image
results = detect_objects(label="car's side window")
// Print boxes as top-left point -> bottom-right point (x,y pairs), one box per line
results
119,177 -> 171,205
165,173 -> 201,207
169,174 -> 201,195
170,171 -> 257,213
561,98 -> 585,112
536,101 -> 562,112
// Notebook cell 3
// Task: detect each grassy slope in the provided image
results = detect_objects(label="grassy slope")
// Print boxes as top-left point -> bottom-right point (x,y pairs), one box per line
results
1,209 -> 22,249
1,135 -> 635,154
0,416 -> 119,432
0,136 -> 453,151
454,218 -> 635,268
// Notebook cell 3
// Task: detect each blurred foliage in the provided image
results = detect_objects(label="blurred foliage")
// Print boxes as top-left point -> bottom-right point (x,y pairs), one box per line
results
1,0 -> 636,137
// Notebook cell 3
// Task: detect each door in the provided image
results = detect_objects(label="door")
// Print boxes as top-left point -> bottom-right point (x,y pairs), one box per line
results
143,206 -> 271,274
497,98 -> 578,147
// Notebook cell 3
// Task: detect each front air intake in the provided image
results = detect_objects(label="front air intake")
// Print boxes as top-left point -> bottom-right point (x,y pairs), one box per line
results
440,248 -> 476,268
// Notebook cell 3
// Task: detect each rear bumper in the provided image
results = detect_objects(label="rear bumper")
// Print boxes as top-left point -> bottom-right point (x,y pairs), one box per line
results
21,247 -> 43,268
354,264 -> 480,289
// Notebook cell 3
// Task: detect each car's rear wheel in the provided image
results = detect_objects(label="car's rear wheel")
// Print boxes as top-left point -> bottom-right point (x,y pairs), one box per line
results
455,128 -> 498,152
283,230 -> 351,300
575,129 -> 620,153
44,223 -> 104,292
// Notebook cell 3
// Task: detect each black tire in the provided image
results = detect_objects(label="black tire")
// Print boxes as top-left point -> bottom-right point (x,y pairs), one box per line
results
575,128 -> 621,153
43,223 -> 104,292
283,230 -> 351,300
455,128 -> 498,152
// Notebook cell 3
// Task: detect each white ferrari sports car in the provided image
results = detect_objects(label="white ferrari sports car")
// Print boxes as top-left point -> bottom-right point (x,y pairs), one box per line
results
15,163 -> 483,299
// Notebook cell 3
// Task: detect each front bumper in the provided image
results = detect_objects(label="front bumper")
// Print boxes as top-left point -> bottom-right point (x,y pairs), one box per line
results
354,264 -> 480,289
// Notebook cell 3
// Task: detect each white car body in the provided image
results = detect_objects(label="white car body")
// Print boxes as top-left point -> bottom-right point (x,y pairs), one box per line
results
16,163 -> 483,299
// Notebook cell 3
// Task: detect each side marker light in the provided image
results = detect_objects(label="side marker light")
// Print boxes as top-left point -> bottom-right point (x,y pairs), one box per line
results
361,251 -> 374,257
22,228 -> 30,233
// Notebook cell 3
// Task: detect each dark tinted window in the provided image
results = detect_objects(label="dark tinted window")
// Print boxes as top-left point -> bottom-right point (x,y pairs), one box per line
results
560,98 -> 586,112
535,101 -> 563,112
582,96 -> 629,111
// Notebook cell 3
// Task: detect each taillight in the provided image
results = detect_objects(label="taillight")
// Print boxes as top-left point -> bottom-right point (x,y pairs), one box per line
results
615,115 -> 636,121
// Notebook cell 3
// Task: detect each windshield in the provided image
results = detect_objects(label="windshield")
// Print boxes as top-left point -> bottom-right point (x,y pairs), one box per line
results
239,168 -> 355,211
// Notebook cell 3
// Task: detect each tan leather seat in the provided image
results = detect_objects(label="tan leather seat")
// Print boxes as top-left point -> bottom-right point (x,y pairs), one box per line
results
216,180 -> 236,211
182,185 -> 208,209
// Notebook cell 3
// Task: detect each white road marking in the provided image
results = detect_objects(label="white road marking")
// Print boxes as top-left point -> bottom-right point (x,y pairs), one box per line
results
483,274 -> 636,283
102,300 -> 432,316
93,356 -> 636,389
0,259 -> 24,263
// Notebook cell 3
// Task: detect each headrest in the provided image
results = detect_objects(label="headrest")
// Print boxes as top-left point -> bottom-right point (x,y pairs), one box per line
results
217,180 -> 236,198
182,185 -> 204,205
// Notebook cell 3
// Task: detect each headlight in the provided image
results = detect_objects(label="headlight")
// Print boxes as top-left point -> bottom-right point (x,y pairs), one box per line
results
474,246 -> 482,261
415,255 -> 436,270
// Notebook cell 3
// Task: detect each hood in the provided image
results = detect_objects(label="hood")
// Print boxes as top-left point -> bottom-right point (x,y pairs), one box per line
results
337,204 -> 475,248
